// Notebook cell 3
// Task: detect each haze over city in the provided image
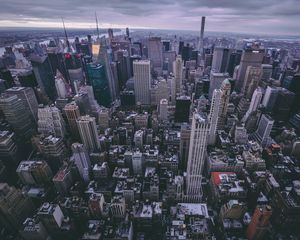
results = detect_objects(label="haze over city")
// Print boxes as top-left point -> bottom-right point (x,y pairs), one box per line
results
0,0 -> 300,35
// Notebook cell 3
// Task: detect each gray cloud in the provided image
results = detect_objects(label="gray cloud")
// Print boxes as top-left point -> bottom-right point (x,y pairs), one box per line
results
0,0 -> 299,35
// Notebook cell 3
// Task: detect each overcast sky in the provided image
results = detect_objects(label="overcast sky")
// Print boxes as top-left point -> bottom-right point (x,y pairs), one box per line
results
0,0 -> 299,35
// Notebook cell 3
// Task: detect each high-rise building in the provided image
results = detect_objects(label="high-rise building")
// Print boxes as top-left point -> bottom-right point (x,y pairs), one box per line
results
227,51 -> 242,77
208,89 -> 222,145
242,66 -> 262,99
247,205 -> 272,240
37,203 -> 65,238
261,64 -> 273,81
64,101 -> 80,139
217,79 -> 231,130
133,60 -> 151,105
38,105 -> 66,138
186,113 -> 209,202
159,98 -> 168,122
236,45 -> 264,91
175,96 -> 191,123
76,115 -> 100,152
262,86 -> 279,112
86,63 -> 112,107
179,123 -> 191,170
0,93 -> 34,139
55,72 -> 68,99
0,183 -> 35,230
243,87 -> 263,122
16,160 -> 53,186
97,37 -> 118,103
272,88 -> 295,122
211,47 -> 232,73
134,130 -> 144,149
254,114 -> 274,146
173,55 -> 183,93
198,16 -> 206,57
132,150 -> 143,175
30,55 -> 56,101
209,72 -> 229,99
71,143 -> 91,183
148,37 -> 163,73
5,87 -> 38,123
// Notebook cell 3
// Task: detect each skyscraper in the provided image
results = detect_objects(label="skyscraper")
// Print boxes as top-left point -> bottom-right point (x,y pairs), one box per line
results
38,105 -> 66,138
30,55 -> 56,101
0,93 -> 35,139
208,89 -> 222,145
173,55 -> 183,93
148,37 -> 163,73
272,88 -> 295,122
5,87 -> 38,123
262,86 -> 279,112
76,115 -> 100,152
254,114 -> 274,146
71,143 -> 91,183
186,113 -> 210,202
198,16 -> 206,58
243,87 -> 263,122
64,101 -> 81,139
235,45 -> 264,91
86,63 -> 112,107
55,72 -> 68,99
0,183 -> 35,230
217,79 -> 231,130
241,66 -> 262,99
159,98 -> 168,122
209,72 -> 229,99
211,48 -> 232,73
133,60 -> 151,105
175,96 -> 191,123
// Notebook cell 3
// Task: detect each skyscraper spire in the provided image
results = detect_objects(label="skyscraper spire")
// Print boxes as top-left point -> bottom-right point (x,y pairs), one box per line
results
95,12 -> 100,40
61,17 -> 71,52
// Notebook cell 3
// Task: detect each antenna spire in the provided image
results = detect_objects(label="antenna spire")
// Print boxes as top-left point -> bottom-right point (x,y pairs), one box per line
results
61,17 -> 71,52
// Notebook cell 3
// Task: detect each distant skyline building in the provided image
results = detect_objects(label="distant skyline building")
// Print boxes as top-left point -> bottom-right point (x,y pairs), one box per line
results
148,37 -> 163,73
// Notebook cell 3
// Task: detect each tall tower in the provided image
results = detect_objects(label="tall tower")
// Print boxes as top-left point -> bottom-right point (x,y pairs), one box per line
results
133,60 -> 151,105
64,102 -> 80,139
76,115 -> 100,152
208,89 -> 222,145
247,205 -> 272,240
71,143 -> 91,182
198,16 -> 206,57
186,113 -> 209,202
173,55 -> 183,94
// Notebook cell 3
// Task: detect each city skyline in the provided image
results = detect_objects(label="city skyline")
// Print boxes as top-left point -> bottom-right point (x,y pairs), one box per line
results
0,0 -> 300,36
